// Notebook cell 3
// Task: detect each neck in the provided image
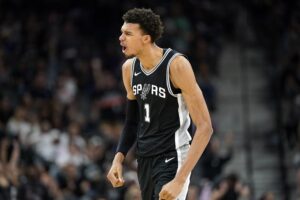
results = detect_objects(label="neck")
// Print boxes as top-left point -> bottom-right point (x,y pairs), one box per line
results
137,44 -> 163,70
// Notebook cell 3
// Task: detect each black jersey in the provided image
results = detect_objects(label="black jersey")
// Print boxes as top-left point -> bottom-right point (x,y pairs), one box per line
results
131,48 -> 191,157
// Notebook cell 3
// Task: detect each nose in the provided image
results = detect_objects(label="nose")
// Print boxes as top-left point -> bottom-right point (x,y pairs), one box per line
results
119,33 -> 124,41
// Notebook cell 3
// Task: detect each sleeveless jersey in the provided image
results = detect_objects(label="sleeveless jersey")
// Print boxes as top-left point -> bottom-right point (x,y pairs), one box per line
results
131,48 -> 192,157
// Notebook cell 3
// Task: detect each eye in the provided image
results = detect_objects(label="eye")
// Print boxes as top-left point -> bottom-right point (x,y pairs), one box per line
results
122,30 -> 132,36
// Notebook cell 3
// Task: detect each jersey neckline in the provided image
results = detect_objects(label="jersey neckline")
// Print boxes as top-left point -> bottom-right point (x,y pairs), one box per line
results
139,48 -> 171,76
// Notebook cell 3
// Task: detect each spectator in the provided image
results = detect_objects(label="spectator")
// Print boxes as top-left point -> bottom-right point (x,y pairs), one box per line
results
211,173 -> 250,200
199,134 -> 234,182
259,191 -> 275,200
294,167 -> 300,199
0,0 -> 229,198
0,138 -> 20,200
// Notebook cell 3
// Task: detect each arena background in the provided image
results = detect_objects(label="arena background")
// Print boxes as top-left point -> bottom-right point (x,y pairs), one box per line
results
0,0 -> 299,199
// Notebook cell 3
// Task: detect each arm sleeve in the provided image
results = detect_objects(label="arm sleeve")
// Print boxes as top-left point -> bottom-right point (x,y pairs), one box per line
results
116,99 -> 139,156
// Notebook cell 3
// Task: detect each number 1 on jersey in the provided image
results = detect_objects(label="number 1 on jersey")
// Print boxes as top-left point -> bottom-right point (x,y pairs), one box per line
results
144,103 -> 150,122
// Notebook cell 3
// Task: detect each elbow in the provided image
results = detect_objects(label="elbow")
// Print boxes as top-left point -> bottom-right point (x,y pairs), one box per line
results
195,120 -> 213,137
203,120 -> 214,137
207,123 -> 213,137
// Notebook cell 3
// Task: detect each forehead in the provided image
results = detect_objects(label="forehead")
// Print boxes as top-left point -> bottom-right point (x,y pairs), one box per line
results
121,22 -> 142,32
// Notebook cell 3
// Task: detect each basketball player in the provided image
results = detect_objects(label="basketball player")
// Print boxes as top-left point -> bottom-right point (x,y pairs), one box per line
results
107,8 -> 213,200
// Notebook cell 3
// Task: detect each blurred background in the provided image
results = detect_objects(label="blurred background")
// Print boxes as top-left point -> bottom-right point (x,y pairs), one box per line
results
0,0 -> 299,199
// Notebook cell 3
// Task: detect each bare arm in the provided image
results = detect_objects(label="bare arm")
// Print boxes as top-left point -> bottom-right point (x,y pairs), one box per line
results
8,140 -> 20,186
171,55 -> 213,182
160,55 -> 213,199
0,138 -> 8,163
9,140 -> 20,167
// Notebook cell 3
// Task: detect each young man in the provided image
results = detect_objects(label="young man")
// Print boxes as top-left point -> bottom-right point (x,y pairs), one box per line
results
107,8 -> 213,200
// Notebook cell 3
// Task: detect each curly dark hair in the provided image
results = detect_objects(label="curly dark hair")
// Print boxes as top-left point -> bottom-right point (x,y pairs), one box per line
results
122,8 -> 164,43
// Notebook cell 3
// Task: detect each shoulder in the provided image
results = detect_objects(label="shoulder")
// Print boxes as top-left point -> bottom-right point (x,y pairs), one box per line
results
169,54 -> 196,89
122,58 -> 135,72
121,58 -> 136,98
122,58 -> 136,84
170,55 -> 192,74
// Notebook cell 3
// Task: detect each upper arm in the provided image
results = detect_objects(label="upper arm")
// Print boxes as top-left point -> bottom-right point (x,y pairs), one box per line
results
170,56 -> 212,128
122,59 -> 136,100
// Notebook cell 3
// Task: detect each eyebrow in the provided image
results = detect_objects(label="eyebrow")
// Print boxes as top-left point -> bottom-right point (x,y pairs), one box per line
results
121,29 -> 133,35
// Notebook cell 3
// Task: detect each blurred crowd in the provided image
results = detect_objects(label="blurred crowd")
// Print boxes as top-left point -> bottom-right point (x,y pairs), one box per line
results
0,0 -> 235,199
245,0 -> 300,199
1,0 -> 296,199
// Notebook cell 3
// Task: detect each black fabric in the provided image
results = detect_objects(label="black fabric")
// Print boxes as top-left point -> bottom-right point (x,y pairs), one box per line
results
137,150 -> 178,200
116,99 -> 139,155
132,48 -> 191,157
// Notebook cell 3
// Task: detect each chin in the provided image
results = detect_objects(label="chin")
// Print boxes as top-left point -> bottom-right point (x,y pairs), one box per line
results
124,52 -> 135,58
125,55 -> 135,59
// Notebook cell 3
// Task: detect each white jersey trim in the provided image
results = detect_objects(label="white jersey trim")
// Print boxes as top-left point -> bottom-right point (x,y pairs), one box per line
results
140,48 -> 172,76
130,58 -> 137,87
166,53 -> 182,98
175,94 -> 192,150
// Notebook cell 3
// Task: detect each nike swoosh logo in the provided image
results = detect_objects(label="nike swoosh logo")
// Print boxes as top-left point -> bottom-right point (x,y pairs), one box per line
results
165,157 -> 175,163
134,72 -> 141,76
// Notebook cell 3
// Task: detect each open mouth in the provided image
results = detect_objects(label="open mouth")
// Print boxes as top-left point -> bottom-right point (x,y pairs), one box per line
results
121,43 -> 127,52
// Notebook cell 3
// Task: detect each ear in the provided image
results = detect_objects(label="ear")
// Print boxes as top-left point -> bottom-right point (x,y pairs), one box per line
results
142,35 -> 151,44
